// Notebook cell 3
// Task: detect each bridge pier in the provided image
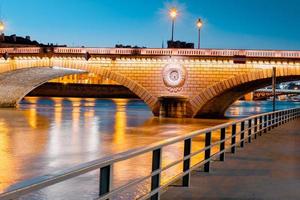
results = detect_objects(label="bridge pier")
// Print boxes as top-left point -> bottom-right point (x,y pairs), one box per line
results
158,96 -> 189,118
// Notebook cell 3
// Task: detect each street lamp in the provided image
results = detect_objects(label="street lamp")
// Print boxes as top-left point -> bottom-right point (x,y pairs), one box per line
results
169,7 -> 178,41
196,18 -> 203,49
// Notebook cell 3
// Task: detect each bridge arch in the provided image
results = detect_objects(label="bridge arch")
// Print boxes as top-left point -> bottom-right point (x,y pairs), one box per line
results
0,67 -> 85,107
190,67 -> 300,118
86,68 -> 160,115
0,66 -> 160,115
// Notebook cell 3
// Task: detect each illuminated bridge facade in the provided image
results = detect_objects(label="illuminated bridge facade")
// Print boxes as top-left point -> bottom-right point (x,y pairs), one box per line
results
0,47 -> 300,118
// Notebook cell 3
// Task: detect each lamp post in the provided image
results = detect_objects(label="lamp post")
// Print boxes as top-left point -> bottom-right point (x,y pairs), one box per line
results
272,67 -> 276,111
169,7 -> 178,41
196,18 -> 203,49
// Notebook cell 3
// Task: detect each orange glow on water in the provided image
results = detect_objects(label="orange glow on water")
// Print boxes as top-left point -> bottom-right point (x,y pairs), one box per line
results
54,98 -> 63,127
113,99 -> 128,146
0,120 -> 19,193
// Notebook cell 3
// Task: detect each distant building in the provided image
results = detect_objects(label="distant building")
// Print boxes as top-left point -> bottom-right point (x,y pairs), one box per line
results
167,40 -> 194,49
115,44 -> 146,48
0,33 -> 66,47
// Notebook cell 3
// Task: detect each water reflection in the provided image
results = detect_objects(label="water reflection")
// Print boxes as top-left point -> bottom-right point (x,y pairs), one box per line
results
113,99 -> 127,146
0,108 -> 49,192
0,97 -> 299,199
226,100 -> 300,117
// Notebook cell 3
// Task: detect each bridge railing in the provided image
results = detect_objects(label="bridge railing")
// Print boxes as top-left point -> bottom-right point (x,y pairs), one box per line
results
0,107 -> 299,200
1,47 -> 299,59
53,47 -> 300,58
0,47 -> 41,54
256,89 -> 300,93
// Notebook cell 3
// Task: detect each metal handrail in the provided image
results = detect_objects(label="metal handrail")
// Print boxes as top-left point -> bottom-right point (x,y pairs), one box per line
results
0,108 -> 299,200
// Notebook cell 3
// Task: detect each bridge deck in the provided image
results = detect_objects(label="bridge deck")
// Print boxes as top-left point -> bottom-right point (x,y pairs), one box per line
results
162,118 -> 300,200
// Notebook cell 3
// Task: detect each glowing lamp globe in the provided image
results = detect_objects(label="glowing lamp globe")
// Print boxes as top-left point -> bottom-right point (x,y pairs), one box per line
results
0,21 -> 5,32
196,18 -> 203,29
169,8 -> 178,19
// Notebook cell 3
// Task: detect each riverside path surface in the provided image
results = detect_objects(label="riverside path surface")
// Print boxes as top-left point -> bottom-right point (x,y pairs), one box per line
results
162,118 -> 300,200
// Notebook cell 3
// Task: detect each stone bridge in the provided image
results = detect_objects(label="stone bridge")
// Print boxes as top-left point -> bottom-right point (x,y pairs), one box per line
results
253,89 -> 300,100
0,47 -> 300,118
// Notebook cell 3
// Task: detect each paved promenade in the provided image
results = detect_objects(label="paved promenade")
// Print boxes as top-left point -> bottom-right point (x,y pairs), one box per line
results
162,119 -> 300,200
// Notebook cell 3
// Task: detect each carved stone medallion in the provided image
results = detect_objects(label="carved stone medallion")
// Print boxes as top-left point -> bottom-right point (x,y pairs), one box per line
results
162,64 -> 186,92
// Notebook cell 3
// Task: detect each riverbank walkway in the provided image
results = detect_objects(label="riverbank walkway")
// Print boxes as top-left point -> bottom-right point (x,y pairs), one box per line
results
162,118 -> 300,200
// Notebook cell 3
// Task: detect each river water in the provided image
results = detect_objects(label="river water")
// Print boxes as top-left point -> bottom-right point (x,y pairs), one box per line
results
0,97 -> 299,199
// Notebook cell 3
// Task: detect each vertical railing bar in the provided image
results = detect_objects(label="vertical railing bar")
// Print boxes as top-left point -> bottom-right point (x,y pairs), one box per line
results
254,117 -> 258,139
259,116 -> 263,136
248,119 -> 252,143
182,138 -> 191,187
150,148 -> 162,200
264,115 -> 267,133
231,124 -> 236,153
99,165 -> 112,198
271,113 -> 274,129
204,132 -> 212,172
279,111 -> 282,125
240,121 -> 245,147
220,128 -> 226,161
268,114 -> 272,131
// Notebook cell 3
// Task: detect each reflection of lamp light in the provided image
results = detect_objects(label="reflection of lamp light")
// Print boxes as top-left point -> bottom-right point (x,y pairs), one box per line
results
113,99 -> 128,145
169,7 -> 178,41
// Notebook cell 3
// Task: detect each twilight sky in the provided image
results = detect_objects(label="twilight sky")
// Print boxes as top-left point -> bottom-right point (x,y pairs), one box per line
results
1,0 -> 300,50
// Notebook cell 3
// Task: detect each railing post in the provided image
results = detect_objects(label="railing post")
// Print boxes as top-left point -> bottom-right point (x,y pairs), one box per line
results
259,116 -> 263,136
248,119 -> 252,143
182,138 -> 191,187
293,110 -> 295,120
264,115 -> 267,133
268,114 -> 272,131
279,111 -> 282,125
240,121 -> 245,147
220,128 -> 226,161
272,113 -> 275,129
151,148 -> 161,200
293,109 -> 296,120
204,132 -> 212,172
99,165 -> 112,198
285,111 -> 288,123
231,124 -> 236,153
275,112 -> 279,127
254,117 -> 258,139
